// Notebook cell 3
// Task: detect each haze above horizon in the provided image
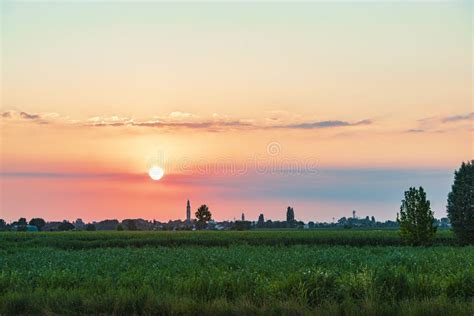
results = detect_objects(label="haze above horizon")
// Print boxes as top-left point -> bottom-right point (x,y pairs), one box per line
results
1,1 -> 472,222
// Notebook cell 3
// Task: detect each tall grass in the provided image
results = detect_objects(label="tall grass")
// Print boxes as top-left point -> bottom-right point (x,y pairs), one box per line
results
0,231 -> 472,315
0,229 -> 457,250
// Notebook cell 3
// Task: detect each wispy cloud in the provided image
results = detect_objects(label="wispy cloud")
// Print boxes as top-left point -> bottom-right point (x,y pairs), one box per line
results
1,110 -> 372,132
1,110 -> 53,124
19,111 -> 40,120
441,112 -> 474,123
410,112 -> 473,133
281,119 -> 372,129
406,129 -> 425,133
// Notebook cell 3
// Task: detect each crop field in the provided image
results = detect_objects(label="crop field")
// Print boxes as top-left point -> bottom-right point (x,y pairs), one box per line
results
1,230 -> 473,315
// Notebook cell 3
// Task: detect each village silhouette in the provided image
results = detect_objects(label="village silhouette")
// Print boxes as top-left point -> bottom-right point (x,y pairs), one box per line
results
3,199 -> 451,232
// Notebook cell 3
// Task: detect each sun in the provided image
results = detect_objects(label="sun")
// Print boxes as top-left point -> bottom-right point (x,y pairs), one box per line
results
148,166 -> 165,181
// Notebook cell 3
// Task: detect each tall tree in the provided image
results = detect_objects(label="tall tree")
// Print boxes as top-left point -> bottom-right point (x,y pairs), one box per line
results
29,218 -> 46,231
17,218 -> 27,226
398,187 -> 437,245
12,218 -> 28,231
447,160 -> 474,244
286,207 -> 295,223
195,204 -> 212,230
0,219 -> 6,231
257,213 -> 265,228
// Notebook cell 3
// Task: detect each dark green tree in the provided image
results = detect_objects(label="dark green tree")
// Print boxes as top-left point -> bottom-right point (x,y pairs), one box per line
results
265,219 -> 273,229
29,218 -> 46,231
85,223 -> 96,231
126,220 -> 138,231
286,207 -> 295,224
447,160 -> 474,244
58,221 -> 75,231
117,224 -> 124,231
397,187 -> 437,245
17,217 -> 27,225
232,221 -> 251,230
13,218 -> 28,231
257,213 -> 265,228
195,204 -> 212,230
0,219 -> 6,231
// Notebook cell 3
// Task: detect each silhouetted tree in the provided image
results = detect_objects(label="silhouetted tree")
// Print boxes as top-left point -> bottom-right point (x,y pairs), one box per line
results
95,219 -> 119,230
398,187 -> 437,245
85,223 -> 96,231
18,218 -> 27,225
0,219 -> 6,231
286,207 -> 295,227
265,219 -> 273,228
58,221 -> 75,231
257,213 -> 265,228
126,220 -> 138,231
195,204 -> 212,230
233,221 -> 251,230
12,218 -> 28,231
447,160 -> 474,244
371,216 -> 376,223
29,218 -> 46,231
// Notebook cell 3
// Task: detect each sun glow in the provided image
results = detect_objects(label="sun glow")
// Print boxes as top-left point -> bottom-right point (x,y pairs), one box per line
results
148,166 -> 164,181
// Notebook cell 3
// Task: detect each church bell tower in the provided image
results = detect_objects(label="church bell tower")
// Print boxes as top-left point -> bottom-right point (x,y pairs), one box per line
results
186,200 -> 191,224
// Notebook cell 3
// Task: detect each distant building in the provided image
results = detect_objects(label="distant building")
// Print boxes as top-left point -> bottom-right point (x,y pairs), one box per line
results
27,225 -> 39,232
352,210 -> 356,219
42,221 -> 63,232
241,213 -> 245,221
215,224 -> 225,230
186,200 -> 191,224
207,220 -> 217,230
11,224 -> 38,232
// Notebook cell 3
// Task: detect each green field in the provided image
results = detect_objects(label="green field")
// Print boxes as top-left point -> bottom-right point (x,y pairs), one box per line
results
1,230 -> 473,315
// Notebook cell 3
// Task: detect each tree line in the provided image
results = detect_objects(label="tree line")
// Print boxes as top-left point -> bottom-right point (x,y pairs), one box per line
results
1,160 -> 472,244
397,160 -> 473,245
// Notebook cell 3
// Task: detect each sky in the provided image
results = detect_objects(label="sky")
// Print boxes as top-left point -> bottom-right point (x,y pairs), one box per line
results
0,1 -> 472,223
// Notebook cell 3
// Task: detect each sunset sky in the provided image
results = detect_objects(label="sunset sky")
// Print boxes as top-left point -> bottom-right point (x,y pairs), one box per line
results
1,1 -> 472,223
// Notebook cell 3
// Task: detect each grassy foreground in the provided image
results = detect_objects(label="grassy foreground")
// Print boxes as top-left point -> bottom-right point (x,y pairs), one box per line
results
0,229 -> 457,249
0,231 -> 473,315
